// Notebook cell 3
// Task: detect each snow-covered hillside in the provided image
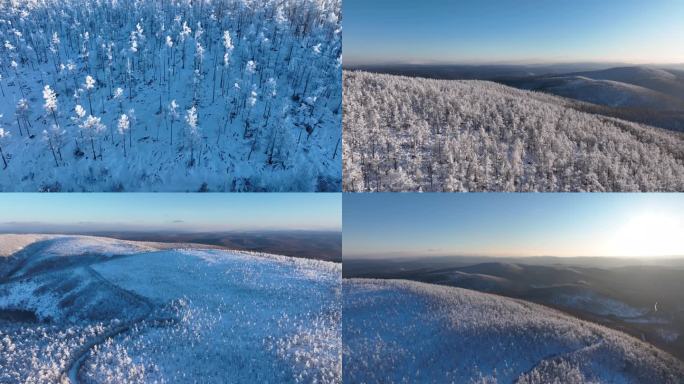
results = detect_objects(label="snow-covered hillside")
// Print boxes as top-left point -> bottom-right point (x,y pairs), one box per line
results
343,71 -> 684,192
522,76 -> 684,110
0,235 -> 341,383
343,279 -> 684,384
570,66 -> 684,100
0,0 -> 341,191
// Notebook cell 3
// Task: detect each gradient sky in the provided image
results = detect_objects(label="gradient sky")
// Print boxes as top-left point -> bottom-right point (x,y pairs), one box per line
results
344,0 -> 684,65
343,194 -> 684,259
0,194 -> 341,232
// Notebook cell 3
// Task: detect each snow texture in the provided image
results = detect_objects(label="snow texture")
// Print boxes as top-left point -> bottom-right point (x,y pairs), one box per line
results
0,235 -> 341,383
0,0 -> 341,191
343,279 -> 684,384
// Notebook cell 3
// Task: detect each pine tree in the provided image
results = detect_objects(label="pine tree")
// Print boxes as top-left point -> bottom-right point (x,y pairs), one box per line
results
118,114 -> 130,158
0,125 -> 9,169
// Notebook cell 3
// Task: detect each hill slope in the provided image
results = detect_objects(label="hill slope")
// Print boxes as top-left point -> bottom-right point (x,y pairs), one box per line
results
0,235 -> 341,383
343,278 -> 684,384
509,75 -> 684,110
570,67 -> 684,100
343,71 -> 684,192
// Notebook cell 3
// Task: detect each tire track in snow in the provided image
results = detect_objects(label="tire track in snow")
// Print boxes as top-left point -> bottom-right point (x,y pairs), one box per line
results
59,266 -> 154,384
514,339 -> 605,383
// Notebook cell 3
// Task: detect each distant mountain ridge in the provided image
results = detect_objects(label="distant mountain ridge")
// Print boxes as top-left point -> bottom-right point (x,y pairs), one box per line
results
344,64 -> 684,132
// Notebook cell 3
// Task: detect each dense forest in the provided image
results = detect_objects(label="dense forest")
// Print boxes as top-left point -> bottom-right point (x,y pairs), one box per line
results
343,71 -> 684,192
0,0 -> 341,191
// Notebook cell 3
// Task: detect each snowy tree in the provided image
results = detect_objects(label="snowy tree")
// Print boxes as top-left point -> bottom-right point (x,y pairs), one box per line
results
42,125 -> 65,167
84,75 -> 96,115
15,99 -> 32,137
0,125 -> 9,169
168,100 -> 179,146
118,114 -> 130,157
42,85 -> 60,129
80,115 -> 105,160
185,106 -> 199,166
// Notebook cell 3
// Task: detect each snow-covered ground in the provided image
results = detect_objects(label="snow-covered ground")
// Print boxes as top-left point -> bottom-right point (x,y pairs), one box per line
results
0,235 -> 341,383
551,291 -> 647,319
343,279 -> 684,384
0,0 -> 341,191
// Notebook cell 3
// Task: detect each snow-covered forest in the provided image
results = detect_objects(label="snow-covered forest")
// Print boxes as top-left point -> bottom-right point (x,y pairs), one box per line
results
343,278 -> 684,384
343,71 -> 684,192
0,0 -> 341,191
0,235 -> 341,383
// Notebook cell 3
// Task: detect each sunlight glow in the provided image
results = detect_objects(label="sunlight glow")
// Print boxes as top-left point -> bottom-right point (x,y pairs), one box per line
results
603,212 -> 683,257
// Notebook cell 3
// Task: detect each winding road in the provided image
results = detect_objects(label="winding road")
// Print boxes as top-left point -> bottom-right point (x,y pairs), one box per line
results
59,266 -> 154,384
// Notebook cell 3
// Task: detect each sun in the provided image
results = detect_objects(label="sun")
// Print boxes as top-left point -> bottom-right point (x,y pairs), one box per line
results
604,212 -> 683,258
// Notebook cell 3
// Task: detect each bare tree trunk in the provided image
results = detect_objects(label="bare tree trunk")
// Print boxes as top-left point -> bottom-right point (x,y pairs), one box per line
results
0,145 -> 7,169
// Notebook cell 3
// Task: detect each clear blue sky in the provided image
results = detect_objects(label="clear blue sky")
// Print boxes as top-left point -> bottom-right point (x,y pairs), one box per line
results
343,194 -> 684,258
344,0 -> 684,65
0,194 -> 341,232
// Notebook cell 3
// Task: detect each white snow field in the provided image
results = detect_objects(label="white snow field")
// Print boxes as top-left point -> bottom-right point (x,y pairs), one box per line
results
0,0 -> 341,191
343,71 -> 684,192
343,279 -> 684,384
0,235 -> 341,383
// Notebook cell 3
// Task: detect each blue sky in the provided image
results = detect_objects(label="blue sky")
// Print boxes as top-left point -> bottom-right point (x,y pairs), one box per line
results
0,194 -> 341,232
343,194 -> 684,258
344,0 -> 684,65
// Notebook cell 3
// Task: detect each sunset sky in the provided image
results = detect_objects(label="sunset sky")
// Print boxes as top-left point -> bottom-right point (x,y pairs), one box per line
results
343,193 -> 684,258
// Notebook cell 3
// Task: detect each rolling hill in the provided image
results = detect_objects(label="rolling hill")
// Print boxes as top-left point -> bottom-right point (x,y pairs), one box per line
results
343,278 -> 684,383
508,75 -> 684,110
0,235 -> 341,383
570,67 -> 684,100
344,259 -> 684,364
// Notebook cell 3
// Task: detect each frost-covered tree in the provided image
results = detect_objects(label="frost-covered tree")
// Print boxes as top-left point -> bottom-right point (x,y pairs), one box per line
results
168,100 -> 179,146
113,87 -> 124,114
0,124 -> 9,169
83,75 -> 96,115
80,115 -> 105,160
42,85 -> 60,129
42,125 -> 65,167
15,99 -> 31,137
118,114 -> 130,157
185,105 -> 199,166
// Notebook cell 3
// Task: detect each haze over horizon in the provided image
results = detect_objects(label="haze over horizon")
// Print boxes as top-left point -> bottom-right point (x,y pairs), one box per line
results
0,194 -> 342,233
343,194 -> 684,259
344,0 -> 684,66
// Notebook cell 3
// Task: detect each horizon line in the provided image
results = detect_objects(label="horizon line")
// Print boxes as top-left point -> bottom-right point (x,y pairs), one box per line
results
343,60 -> 684,67
345,254 -> 684,260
